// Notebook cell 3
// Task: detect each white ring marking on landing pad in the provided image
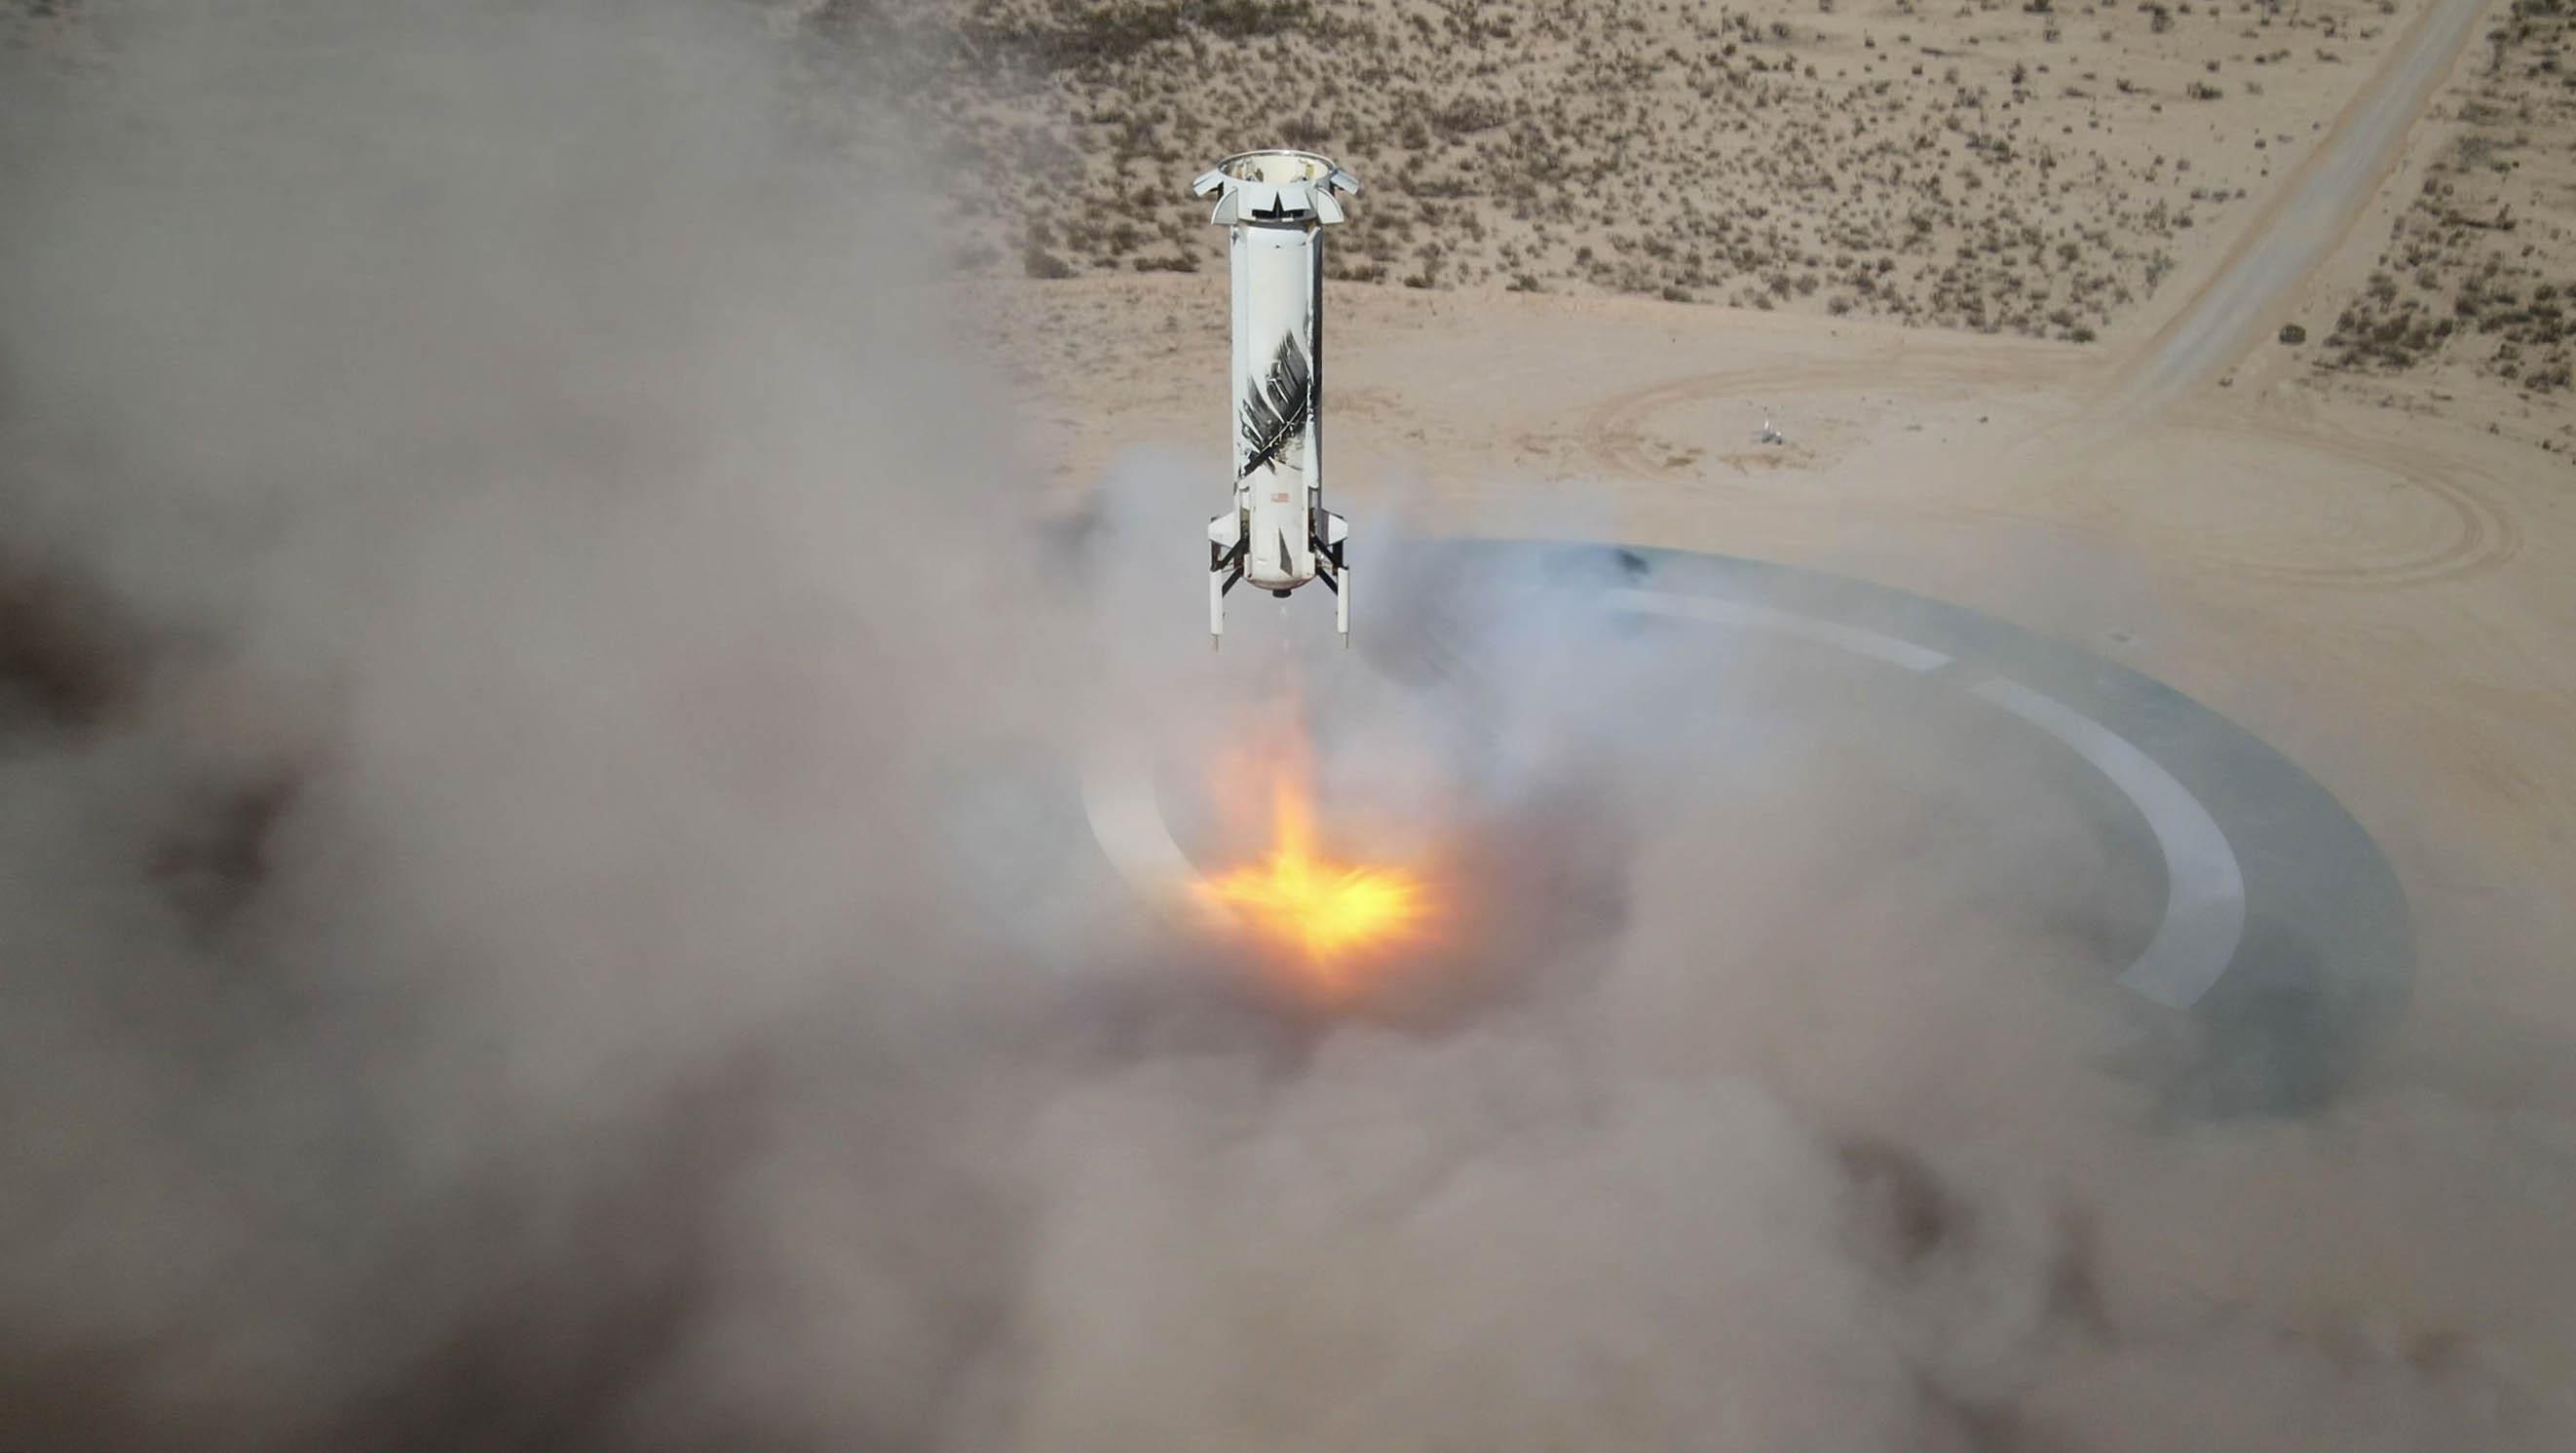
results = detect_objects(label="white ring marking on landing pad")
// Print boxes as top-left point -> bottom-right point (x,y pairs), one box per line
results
1611,587 -> 2249,1009
1970,679 -> 2248,1009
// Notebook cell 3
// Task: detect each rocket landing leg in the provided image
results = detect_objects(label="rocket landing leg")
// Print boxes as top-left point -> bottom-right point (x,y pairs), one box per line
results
1314,553 -> 1348,647
1320,508 -> 1349,646
1209,513 -> 1245,647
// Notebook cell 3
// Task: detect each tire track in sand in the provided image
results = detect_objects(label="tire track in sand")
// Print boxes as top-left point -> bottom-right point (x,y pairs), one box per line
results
1580,356 -> 2519,589
1574,0 -> 2519,592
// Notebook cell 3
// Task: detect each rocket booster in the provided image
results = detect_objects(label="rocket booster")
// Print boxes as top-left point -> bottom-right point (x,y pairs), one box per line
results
1195,150 -> 1359,644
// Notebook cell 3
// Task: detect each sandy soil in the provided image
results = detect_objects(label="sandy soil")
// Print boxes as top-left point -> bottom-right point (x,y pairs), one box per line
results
823,0 -> 2568,443
966,0 -> 2575,1117
812,0 -> 2447,340
2265,0 -> 2576,449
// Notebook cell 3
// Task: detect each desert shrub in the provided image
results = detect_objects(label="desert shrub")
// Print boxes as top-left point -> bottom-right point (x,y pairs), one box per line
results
1431,96 -> 1509,136
1023,244 -> 1076,280
2278,322 -> 2307,343
1280,115 -> 1329,149
975,2 -> 1184,70
1196,0 -> 1313,39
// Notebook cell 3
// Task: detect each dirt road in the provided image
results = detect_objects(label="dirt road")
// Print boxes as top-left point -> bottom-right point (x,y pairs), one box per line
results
2112,0 -> 2499,411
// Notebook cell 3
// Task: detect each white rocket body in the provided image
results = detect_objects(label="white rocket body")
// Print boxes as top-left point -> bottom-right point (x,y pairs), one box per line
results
1231,225 -> 1322,593
1195,150 -> 1358,643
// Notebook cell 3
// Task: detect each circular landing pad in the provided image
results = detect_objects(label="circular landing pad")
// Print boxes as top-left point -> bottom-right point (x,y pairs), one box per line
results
1065,541 -> 2411,1114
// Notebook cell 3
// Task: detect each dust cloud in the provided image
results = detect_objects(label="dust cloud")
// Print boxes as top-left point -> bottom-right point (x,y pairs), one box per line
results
2,4 -> 2570,1451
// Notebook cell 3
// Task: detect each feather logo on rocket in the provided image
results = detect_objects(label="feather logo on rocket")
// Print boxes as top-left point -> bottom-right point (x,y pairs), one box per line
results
1239,335 -> 1311,478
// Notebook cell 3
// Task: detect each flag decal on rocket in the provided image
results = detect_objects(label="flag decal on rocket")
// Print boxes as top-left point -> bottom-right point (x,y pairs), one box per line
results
1193,148 -> 1359,645
1238,334 -> 1311,478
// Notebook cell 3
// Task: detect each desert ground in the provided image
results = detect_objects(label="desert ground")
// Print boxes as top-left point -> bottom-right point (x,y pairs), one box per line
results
838,0 -> 2575,440
6,0 -> 2576,1448
955,0 -> 2576,1098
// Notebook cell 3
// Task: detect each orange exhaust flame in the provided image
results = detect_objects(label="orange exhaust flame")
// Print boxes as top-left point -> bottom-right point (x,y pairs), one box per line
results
1193,773 -> 1434,995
